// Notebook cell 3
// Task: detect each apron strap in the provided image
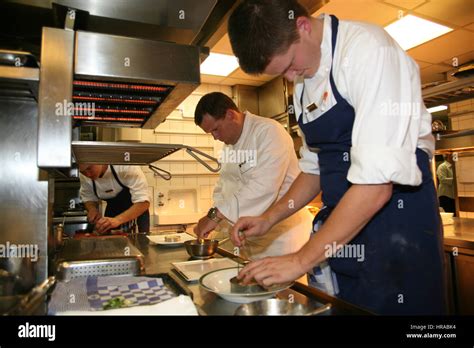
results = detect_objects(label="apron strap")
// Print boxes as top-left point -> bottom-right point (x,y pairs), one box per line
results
109,165 -> 127,189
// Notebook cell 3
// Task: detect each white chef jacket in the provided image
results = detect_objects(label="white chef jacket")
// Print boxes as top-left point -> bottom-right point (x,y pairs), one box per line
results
213,112 -> 312,259
79,165 -> 149,203
294,14 -> 434,186
437,161 -> 454,199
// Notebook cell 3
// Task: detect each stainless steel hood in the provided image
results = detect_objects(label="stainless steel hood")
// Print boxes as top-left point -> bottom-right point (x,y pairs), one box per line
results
72,30 -> 205,128
37,27 -> 208,167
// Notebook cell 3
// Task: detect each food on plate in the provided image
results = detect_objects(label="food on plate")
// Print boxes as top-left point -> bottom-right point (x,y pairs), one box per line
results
230,276 -> 265,294
165,235 -> 181,243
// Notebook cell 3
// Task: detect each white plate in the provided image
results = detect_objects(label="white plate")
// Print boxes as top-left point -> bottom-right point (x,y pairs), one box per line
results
199,267 -> 292,304
172,258 -> 238,282
147,233 -> 195,246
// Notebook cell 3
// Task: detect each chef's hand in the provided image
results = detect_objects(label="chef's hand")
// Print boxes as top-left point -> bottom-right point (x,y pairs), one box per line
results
87,209 -> 101,224
95,217 -> 121,234
194,216 -> 218,239
237,253 -> 306,287
231,215 -> 273,247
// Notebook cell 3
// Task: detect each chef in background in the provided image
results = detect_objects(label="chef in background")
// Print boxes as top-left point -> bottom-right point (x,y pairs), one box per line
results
437,154 -> 455,215
79,164 -> 150,233
193,92 -> 312,259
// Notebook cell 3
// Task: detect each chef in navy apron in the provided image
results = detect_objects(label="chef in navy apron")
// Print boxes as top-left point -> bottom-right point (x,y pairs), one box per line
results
79,164 -> 150,234
228,2 -> 446,315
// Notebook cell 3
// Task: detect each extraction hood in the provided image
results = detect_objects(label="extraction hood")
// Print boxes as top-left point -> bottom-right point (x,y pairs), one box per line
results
72,30 -> 206,128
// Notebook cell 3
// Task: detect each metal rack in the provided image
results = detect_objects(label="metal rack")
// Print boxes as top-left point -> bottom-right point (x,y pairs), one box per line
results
71,141 -> 221,172
422,75 -> 474,108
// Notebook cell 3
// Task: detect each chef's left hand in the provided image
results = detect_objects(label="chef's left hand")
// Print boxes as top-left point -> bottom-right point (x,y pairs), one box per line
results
237,253 -> 307,287
194,216 -> 218,239
95,217 -> 121,234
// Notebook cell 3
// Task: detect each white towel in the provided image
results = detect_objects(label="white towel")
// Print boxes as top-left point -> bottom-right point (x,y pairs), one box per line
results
56,295 -> 198,316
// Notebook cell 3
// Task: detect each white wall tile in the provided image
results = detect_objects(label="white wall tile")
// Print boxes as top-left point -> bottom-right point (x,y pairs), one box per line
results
170,163 -> 184,174
156,134 -> 170,144
198,177 -> 210,185
182,134 -> 197,147
155,121 -> 169,133
140,129 -> 156,143
183,177 -> 198,186
183,163 -> 197,173
196,136 -> 210,147
169,177 -> 184,186
180,94 -> 202,118
168,110 -> 183,120
200,185 -> 211,199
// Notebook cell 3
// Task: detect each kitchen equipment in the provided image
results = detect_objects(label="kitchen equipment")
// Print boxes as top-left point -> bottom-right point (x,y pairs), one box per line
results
0,256 -> 37,295
234,299 -> 332,316
147,233 -> 195,247
184,238 -> 229,259
4,277 -> 56,315
184,239 -> 218,259
199,267 -> 293,304
55,236 -> 145,281
172,258 -> 238,282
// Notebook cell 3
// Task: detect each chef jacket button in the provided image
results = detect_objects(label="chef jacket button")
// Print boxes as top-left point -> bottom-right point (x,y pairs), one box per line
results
325,67 -> 329,72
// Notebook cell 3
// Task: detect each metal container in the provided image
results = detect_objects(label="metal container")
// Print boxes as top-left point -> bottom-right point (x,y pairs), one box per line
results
234,299 -> 332,316
55,236 -> 145,281
184,239 -> 219,259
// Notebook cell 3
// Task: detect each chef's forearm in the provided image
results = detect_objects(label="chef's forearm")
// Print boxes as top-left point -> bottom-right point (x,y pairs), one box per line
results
84,201 -> 99,212
115,201 -> 150,225
297,183 -> 393,271
264,172 -> 321,226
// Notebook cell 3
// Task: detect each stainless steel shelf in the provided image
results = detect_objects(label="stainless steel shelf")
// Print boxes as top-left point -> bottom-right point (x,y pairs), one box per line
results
423,76 -> 474,107
71,141 -> 221,172
72,141 -> 183,165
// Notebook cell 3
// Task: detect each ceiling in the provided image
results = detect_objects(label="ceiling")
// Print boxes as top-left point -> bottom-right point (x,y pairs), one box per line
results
202,0 -> 474,87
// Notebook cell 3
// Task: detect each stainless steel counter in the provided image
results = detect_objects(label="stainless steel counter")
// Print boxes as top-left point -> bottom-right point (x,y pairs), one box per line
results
443,218 -> 474,249
130,231 -> 371,316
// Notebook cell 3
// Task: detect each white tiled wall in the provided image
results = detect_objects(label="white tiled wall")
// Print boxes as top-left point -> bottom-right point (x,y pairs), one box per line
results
138,83 -> 232,225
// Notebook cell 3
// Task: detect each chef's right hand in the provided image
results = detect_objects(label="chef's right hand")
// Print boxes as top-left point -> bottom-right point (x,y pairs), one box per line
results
231,216 -> 273,247
87,209 -> 101,224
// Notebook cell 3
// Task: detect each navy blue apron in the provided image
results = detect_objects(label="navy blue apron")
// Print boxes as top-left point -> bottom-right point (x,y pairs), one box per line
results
93,165 -> 150,233
298,15 -> 446,315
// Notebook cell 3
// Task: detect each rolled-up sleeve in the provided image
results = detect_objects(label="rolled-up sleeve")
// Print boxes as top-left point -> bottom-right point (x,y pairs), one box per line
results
344,33 -> 430,186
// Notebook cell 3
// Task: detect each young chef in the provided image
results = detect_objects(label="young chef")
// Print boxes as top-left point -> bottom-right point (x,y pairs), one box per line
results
79,164 -> 150,233
193,92 -> 312,259
228,0 -> 446,314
